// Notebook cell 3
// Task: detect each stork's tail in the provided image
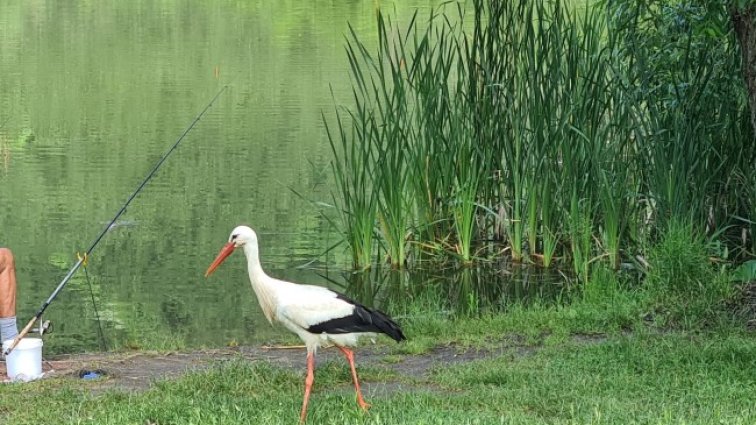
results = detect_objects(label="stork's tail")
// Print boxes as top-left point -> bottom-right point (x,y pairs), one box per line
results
367,308 -> 406,342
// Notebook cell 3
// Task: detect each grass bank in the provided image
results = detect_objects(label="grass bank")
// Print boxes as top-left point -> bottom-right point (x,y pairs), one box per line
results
2,282 -> 755,424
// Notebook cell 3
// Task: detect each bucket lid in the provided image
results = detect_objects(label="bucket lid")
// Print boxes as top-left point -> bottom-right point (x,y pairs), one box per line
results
2,338 -> 43,350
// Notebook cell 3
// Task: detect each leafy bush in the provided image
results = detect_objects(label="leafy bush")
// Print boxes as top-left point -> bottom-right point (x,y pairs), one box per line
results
645,220 -> 715,293
642,219 -> 735,326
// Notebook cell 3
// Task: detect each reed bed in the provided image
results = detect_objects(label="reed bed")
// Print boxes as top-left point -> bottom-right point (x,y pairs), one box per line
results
325,0 -> 755,279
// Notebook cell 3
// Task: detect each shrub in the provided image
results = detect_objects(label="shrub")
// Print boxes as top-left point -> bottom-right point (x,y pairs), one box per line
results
643,219 -> 734,326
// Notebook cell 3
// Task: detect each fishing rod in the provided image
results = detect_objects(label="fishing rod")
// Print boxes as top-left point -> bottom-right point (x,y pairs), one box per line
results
4,85 -> 229,356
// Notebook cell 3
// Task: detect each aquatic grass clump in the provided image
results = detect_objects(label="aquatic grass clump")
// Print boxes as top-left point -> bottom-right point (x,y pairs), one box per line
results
328,0 -> 624,274
328,8 -> 481,267
327,0 -> 755,280
462,0 -> 629,276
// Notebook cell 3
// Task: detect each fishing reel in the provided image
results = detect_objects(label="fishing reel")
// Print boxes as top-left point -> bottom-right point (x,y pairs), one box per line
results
33,319 -> 53,336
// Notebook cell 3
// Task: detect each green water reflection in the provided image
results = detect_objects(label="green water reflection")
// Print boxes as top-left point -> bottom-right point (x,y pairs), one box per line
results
340,262 -> 565,318
0,0 -> 563,355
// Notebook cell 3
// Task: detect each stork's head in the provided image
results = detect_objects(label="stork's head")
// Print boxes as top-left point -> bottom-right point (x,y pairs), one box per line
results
205,225 -> 258,277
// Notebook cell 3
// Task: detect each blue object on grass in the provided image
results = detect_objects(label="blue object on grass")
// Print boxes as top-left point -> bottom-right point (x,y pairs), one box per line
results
80,370 -> 103,380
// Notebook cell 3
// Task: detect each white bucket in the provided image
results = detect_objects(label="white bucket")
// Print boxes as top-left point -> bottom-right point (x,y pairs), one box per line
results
2,338 -> 43,382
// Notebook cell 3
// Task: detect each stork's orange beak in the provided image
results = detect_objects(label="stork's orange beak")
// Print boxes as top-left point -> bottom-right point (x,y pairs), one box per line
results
205,242 -> 236,277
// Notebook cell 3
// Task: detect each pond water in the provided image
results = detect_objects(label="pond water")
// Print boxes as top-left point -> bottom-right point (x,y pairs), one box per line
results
0,1 -> 564,354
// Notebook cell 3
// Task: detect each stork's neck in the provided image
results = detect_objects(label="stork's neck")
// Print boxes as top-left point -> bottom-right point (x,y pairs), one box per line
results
242,243 -> 277,324
243,243 -> 266,277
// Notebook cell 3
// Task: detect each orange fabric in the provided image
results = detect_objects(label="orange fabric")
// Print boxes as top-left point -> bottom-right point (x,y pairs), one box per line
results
0,248 -> 17,318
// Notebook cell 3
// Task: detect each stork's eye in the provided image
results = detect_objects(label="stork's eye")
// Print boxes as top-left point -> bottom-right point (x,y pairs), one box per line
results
231,234 -> 239,240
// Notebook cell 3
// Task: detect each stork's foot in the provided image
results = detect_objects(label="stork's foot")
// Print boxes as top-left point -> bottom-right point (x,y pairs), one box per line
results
357,397 -> 371,411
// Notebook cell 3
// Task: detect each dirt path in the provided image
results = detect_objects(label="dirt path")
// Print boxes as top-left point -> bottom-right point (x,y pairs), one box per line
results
36,345 -> 501,393
3,334 -> 607,394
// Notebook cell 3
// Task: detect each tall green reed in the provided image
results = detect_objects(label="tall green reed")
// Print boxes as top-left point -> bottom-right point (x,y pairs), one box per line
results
336,16 -> 420,268
539,177 -> 559,268
324,104 -> 378,269
404,8 -> 464,256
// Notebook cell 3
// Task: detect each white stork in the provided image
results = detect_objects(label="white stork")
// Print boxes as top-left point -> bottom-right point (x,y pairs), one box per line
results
204,225 -> 406,422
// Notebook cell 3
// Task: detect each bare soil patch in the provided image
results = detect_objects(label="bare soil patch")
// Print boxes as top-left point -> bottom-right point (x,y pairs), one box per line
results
34,344 -> 503,394
2,334 -> 601,395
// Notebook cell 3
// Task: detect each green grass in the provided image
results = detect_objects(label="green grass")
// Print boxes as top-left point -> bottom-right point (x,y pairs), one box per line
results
434,333 -> 756,424
2,326 -> 754,424
4,276 -> 755,425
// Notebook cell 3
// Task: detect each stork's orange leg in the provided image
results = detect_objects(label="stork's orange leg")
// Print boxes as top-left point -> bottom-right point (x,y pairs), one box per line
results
299,352 -> 315,423
338,347 -> 371,410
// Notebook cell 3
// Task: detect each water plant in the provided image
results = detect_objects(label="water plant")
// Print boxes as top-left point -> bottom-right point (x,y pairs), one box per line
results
327,0 -> 755,278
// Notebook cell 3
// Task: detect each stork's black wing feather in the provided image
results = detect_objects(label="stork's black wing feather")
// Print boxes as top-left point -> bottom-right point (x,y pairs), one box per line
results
306,294 -> 406,342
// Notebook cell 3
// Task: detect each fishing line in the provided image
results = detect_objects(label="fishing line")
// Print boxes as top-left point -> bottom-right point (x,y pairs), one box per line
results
83,263 -> 108,351
4,85 -> 229,356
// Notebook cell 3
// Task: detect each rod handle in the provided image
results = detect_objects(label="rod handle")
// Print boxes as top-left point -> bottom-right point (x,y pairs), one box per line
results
2,316 -> 37,356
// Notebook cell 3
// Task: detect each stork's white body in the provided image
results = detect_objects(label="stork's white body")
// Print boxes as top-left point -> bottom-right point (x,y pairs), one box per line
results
244,256 -> 369,352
